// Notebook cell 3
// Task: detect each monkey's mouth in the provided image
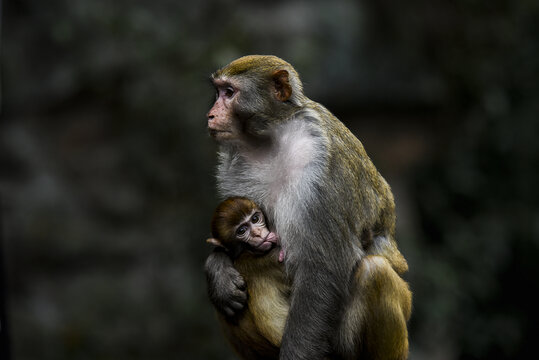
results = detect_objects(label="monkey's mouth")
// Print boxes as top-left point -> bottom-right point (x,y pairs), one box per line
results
255,240 -> 274,251
253,233 -> 278,253
254,239 -> 275,253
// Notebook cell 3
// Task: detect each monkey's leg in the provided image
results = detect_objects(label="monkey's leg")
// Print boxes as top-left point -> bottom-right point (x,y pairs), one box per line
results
361,256 -> 412,360
337,255 -> 412,360
218,311 -> 280,360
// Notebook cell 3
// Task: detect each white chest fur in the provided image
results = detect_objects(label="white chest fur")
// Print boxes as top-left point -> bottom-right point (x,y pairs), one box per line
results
217,120 -> 325,214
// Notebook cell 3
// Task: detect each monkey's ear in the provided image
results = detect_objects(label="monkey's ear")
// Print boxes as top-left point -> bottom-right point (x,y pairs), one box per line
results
272,70 -> 292,102
207,238 -> 225,248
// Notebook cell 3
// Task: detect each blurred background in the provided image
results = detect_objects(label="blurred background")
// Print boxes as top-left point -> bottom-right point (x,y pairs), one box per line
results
1,0 -> 538,359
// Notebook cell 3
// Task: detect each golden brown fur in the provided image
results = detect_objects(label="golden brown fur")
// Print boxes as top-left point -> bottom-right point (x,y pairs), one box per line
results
211,197 -> 259,249
335,256 -> 412,360
217,249 -> 411,360
217,249 -> 289,360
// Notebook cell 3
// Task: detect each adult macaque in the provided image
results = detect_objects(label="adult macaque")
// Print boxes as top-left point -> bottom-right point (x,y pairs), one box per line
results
207,196 -> 411,360
204,55 -> 411,360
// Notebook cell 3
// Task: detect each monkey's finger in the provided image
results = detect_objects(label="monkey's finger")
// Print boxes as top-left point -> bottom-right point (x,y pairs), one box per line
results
233,289 -> 248,303
222,306 -> 235,317
233,276 -> 246,290
230,301 -> 245,311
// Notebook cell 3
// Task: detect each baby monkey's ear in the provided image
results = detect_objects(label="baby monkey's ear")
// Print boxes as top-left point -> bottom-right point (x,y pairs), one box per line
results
206,238 -> 225,248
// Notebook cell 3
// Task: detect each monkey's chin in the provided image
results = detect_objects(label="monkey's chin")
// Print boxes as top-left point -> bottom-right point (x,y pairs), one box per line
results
254,240 -> 274,253
208,129 -> 234,141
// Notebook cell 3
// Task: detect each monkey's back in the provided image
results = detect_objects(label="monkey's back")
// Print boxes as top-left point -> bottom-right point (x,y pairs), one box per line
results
303,100 -> 409,275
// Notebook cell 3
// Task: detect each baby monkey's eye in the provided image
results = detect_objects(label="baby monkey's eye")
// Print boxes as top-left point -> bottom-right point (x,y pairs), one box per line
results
236,225 -> 248,237
251,212 -> 261,223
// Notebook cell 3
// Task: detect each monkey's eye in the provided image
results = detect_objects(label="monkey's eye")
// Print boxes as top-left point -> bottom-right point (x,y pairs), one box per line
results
236,225 -> 248,237
224,87 -> 235,98
251,213 -> 261,224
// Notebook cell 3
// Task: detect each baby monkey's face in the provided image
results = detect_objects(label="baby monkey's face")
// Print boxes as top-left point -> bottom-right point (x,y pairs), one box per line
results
234,209 -> 278,253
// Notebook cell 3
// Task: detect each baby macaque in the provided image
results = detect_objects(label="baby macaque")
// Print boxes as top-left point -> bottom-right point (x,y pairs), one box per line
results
207,196 -> 285,262
206,196 -> 290,359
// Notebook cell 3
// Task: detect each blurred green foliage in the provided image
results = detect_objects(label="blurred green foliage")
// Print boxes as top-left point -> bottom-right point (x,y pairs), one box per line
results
1,0 -> 538,359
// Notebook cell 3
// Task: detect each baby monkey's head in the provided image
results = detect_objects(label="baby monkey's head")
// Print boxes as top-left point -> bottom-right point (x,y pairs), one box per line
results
208,197 -> 278,257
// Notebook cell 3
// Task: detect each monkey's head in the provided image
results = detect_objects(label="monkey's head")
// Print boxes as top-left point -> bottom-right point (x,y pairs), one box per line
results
207,55 -> 307,144
207,197 -> 279,257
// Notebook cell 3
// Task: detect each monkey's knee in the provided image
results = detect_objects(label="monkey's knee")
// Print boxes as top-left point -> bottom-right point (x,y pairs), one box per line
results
359,256 -> 411,311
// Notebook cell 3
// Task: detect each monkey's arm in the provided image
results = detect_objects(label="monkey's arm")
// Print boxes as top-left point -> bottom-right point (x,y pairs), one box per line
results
278,198 -> 357,360
205,248 -> 247,317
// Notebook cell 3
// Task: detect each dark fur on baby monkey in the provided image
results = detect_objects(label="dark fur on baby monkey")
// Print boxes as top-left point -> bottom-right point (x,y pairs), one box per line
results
207,196 -> 411,360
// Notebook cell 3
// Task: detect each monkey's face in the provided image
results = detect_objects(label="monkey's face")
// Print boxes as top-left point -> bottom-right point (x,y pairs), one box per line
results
207,78 -> 242,142
233,209 -> 278,254
208,57 -> 299,144
207,76 -> 275,143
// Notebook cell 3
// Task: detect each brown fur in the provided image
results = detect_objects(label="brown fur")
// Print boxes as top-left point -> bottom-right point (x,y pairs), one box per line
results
217,249 -> 289,360
211,197 -> 258,248
335,256 -> 412,360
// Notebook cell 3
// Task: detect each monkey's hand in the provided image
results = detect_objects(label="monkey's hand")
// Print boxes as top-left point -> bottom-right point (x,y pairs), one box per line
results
205,249 -> 247,317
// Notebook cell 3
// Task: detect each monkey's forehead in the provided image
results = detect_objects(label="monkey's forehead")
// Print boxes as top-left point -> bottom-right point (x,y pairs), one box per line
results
213,55 -> 293,78
211,77 -> 233,86
228,211 -> 257,228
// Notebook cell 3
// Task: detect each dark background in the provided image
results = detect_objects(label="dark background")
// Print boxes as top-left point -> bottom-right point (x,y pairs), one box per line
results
1,1 -> 538,359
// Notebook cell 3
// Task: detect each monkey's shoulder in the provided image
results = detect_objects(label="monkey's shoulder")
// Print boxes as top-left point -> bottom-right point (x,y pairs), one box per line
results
292,102 -> 370,157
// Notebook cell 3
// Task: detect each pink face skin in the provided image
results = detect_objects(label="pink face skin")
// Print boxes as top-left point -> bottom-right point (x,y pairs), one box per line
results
207,79 -> 240,142
235,210 -> 276,252
234,210 -> 284,262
